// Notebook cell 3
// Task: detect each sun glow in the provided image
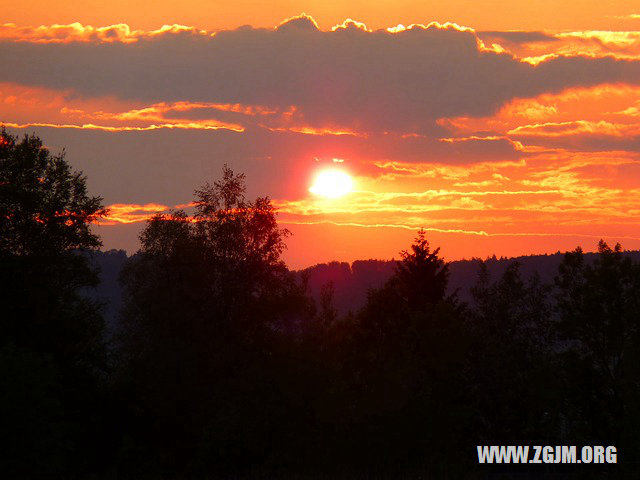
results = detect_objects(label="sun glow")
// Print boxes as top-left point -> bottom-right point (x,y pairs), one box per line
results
309,169 -> 354,198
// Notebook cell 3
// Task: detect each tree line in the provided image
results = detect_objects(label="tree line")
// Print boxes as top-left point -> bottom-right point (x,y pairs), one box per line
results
2,130 -> 639,478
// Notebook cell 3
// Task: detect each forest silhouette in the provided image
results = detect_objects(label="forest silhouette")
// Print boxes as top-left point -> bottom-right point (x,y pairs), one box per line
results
2,129 -> 639,479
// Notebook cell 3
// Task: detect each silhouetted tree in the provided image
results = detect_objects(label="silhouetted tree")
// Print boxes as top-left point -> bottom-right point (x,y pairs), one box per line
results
0,129 -> 108,476
554,241 -> 640,457
468,262 -> 560,447
341,230 -> 468,474
394,228 -> 451,310
355,230 -> 458,347
117,165 -> 313,475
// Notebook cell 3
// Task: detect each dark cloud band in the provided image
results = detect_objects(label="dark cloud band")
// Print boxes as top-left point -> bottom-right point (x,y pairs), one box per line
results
2,17 -> 640,135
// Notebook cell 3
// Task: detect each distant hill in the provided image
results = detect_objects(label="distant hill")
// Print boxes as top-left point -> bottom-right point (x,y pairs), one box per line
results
301,250 -> 640,315
87,248 -> 640,327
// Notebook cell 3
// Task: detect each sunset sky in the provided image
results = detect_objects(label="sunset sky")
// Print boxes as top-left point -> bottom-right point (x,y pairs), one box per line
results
3,1 -> 640,268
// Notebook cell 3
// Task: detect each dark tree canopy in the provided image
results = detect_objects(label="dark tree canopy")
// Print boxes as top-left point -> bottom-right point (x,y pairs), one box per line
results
0,129 -> 106,256
554,240 -> 640,447
123,165 -> 298,342
0,129 -> 107,351
117,165 -> 312,475
395,228 -> 451,310
0,129 -> 109,476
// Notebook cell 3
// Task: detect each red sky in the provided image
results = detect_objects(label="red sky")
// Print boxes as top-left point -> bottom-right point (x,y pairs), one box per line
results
2,3 -> 640,268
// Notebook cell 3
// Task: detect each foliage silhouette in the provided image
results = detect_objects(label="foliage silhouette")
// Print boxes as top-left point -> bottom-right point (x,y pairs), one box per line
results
0,129 -> 109,476
468,262 -> 560,446
117,165 -> 313,475
0,129 -> 106,256
395,228 -> 452,310
332,230 -> 470,474
554,241 -> 640,463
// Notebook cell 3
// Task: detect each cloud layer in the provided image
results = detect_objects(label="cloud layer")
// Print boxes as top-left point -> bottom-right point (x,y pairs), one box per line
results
2,16 -> 640,136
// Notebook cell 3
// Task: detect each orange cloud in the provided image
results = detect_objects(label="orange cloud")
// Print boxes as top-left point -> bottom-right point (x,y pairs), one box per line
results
2,121 -> 243,133
0,22 -> 208,43
440,84 -> 640,154
0,83 -> 278,132
478,30 -> 640,60
101,203 -> 171,225
508,120 -> 640,137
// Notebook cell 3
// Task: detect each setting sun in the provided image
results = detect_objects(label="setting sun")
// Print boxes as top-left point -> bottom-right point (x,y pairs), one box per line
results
309,169 -> 354,198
